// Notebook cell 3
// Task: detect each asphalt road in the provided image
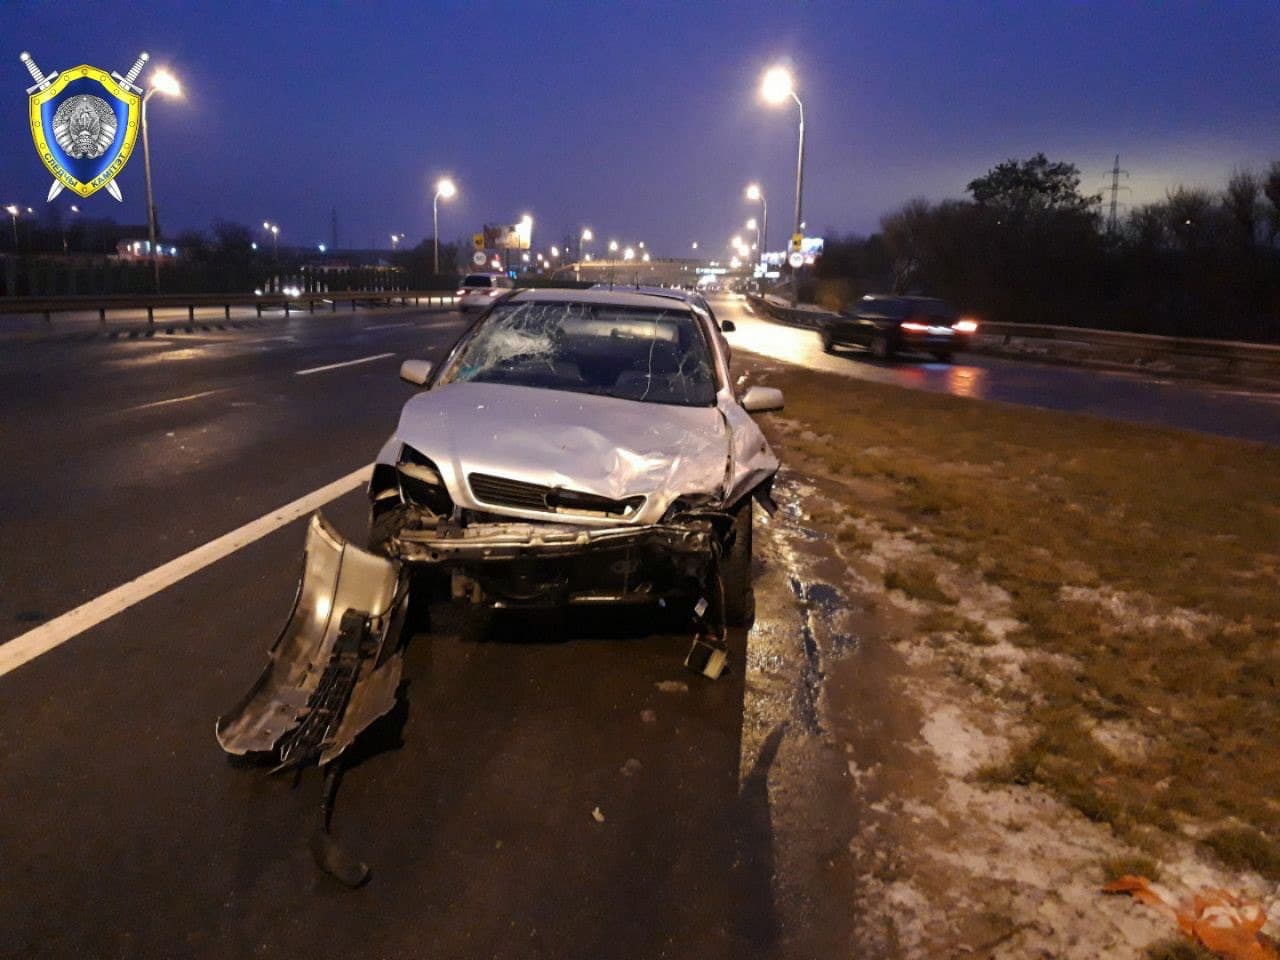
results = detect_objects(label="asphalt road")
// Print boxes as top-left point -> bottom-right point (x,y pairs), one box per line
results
0,306 -> 812,959
717,295 -> 1280,445
5,293 -> 1272,958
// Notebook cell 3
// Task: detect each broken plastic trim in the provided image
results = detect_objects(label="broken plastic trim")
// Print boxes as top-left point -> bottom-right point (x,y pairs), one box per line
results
216,512 -> 406,766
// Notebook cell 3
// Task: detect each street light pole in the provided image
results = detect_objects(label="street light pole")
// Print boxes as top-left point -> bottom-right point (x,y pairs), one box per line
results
760,66 -> 807,306
139,68 -> 181,292
747,184 -> 767,267
5,206 -> 17,249
432,178 -> 456,275
142,89 -> 158,290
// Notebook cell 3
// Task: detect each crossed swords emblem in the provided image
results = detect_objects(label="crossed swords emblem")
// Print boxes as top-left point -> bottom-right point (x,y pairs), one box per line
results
19,50 -> 149,203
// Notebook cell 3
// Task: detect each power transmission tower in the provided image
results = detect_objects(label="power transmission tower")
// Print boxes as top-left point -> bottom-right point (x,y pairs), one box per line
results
1100,155 -> 1131,234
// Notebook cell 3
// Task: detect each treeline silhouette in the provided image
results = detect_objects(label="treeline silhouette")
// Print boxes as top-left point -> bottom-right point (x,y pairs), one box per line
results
0,215 -> 461,295
813,154 -> 1280,343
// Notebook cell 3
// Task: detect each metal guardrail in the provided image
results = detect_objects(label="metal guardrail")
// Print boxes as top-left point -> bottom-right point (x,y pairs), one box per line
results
745,293 -> 1280,368
0,290 -> 458,325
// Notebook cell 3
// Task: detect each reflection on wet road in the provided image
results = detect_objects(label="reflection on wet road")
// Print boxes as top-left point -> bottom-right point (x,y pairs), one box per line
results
716,296 -> 1280,445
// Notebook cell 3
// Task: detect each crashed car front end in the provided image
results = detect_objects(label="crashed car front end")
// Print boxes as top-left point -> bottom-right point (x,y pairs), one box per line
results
366,425 -> 752,610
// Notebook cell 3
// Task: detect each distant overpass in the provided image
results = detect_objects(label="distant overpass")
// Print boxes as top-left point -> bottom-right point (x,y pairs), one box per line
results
552,258 -> 750,287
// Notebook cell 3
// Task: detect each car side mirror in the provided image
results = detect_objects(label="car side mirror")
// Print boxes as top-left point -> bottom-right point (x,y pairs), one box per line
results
741,385 -> 784,413
399,359 -> 433,385
720,320 -> 736,333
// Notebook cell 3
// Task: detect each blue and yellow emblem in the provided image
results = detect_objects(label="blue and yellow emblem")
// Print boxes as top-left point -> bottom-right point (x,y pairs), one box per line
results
20,51 -> 148,202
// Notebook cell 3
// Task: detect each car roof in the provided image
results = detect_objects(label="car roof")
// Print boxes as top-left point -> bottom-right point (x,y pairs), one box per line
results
508,287 -> 698,311
589,283 -> 700,304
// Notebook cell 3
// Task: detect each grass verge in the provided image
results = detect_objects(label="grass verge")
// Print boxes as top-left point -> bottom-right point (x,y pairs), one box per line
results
751,359 -> 1280,874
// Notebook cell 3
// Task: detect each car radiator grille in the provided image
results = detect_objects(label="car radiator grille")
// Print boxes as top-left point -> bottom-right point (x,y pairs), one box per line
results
468,473 -> 643,518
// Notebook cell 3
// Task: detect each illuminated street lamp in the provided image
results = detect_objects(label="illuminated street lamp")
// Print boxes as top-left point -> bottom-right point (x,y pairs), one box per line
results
550,245 -> 559,258
432,177 -> 456,273
642,252 -> 650,262
691,241 -> 699,250
759,65 -> 805,305
731,234 -> 743,249
390,232 -> 404,251
579,227 -> 593,262
142,66 -> 182,290
638,241 -> 645,249
745,183 -> 768,262
4,204 -> 19,248
261,221 -> 280,258
623,246 -> 635,261
608,239 -> 619,257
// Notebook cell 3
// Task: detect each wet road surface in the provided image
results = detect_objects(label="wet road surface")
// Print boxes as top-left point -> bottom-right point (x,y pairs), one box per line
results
0,306 -> 855,958
715,295 -> 1280,445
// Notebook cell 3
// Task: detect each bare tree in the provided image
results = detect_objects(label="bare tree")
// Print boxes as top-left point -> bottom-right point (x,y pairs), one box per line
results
1264,161 -> 1280,247
880,197 -> 932,292
1225,168 -> 1260,246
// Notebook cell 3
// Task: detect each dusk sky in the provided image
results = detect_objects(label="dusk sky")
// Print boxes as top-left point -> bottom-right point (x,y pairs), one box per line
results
3,1 -> 1278,257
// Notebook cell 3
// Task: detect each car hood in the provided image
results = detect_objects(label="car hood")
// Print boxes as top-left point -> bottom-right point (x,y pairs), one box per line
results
391,381 -> 731,508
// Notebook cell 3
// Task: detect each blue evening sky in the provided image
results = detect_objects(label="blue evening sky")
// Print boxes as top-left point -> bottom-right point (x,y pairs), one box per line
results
2,1 -> 1277,256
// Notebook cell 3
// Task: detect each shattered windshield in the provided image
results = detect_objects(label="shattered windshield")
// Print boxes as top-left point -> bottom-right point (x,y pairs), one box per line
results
438,300 -> 718,406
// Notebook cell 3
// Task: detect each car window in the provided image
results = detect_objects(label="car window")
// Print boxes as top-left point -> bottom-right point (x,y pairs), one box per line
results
462,274 -> 492,287
437,300 -> 718,407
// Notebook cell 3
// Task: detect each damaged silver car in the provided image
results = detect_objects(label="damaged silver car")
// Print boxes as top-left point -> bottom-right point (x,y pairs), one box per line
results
217,288 -> 782,883
371,288 -> 782,644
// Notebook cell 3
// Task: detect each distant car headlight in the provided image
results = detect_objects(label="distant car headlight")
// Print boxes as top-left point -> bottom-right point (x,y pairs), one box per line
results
953,318 -> 978,334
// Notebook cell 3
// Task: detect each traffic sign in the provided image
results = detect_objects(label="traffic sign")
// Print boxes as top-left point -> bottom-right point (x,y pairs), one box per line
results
790,232 -> 803,251
472,233 -> 485,250
472,251 -> 487,266
788,251 -> 805,269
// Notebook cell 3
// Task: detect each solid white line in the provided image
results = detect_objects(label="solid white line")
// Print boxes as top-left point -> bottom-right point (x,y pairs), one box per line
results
294,352 -> 395,376
121,388 -> 225,413
362,322 -> 411,331
0,463 -> 373,680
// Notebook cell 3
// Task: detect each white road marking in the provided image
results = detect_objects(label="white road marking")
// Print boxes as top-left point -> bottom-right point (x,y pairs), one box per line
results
294,352 -> 395,376
362,322 -> 411,331
0,463 -> 373,679
121,388 -> 225,413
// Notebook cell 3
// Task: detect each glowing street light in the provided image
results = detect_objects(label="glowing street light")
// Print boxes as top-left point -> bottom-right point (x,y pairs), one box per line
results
432,177 -> 456,274
262,221 -> 280,258
731,234 -> 743,248
745,182 -> 768,267
759,65 -> 806,305
318,243 -> 327,253
141,65 -> 182,290
691,241 -> 699,250
5,204 -> 18,248
608,239 -> 619,256
390,232 -> 405,251
642,252 -> 650,262
623,246 -> 635,261
550,245 -> 560,258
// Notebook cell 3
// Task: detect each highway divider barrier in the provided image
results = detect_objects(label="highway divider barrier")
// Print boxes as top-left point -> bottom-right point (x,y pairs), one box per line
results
0,291 -> 459,330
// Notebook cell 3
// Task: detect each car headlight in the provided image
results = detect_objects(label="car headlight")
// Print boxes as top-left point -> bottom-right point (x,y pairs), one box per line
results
396,446 -> 453,515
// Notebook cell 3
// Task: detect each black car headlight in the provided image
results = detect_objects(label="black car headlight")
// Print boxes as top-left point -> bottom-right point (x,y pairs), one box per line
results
396,446 -> 454,516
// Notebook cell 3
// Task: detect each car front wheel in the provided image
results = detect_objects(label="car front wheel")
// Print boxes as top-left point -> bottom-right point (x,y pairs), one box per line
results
720,502 -> 755,627
870,333 -> 894,360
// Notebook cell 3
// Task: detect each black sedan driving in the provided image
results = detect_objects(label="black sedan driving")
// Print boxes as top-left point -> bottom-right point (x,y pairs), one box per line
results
818,295 -> 978,362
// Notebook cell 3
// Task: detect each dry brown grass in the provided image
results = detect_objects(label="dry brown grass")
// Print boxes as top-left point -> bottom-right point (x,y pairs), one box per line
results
754,362 -> 1280,872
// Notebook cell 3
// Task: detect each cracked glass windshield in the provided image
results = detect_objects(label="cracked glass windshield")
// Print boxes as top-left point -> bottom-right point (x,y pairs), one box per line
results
439,300 -> 718,406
